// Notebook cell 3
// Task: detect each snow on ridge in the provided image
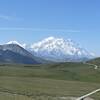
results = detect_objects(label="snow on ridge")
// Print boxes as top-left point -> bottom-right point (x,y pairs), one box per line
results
6,41 -> 26,48
30,36 -> 94,59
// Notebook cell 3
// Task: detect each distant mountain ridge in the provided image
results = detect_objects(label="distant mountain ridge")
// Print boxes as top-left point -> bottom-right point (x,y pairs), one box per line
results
0,37 -> 94,64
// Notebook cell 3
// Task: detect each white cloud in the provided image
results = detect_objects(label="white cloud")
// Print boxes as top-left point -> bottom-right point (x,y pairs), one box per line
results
0,14 -> 20,21
0,27 -> 80,33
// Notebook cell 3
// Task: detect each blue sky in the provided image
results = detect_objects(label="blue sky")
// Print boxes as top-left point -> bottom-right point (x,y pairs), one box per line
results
0,0 -> 99,56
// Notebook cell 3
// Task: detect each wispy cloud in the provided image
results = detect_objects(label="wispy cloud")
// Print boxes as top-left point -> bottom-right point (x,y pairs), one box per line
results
0,14 -> 19,21
0,15 -> 12,20
0,27 -> 80,33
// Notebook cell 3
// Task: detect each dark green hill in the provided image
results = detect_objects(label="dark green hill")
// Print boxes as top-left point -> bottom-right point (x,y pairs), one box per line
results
87,57 -> 100,66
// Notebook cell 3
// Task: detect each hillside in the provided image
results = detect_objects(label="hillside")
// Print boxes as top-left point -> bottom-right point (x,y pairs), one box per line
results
0,44 -> 48,64
0,50 -> 39,64
87,57 -> 100,66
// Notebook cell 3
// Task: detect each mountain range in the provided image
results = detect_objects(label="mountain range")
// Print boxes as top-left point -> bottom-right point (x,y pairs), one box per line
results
29,37 -> 94,62
0,37 -> 95,64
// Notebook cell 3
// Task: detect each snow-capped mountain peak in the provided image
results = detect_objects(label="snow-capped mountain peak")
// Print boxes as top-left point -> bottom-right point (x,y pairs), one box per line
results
30,37 -> 93,62
7,41 -> 20,45
31,37 -> 79,55
6,41 -> 26,48
44,36 -> 55,41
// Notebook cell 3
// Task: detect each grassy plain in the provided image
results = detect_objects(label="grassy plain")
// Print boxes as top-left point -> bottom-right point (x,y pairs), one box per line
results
0,62 -> 99,100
